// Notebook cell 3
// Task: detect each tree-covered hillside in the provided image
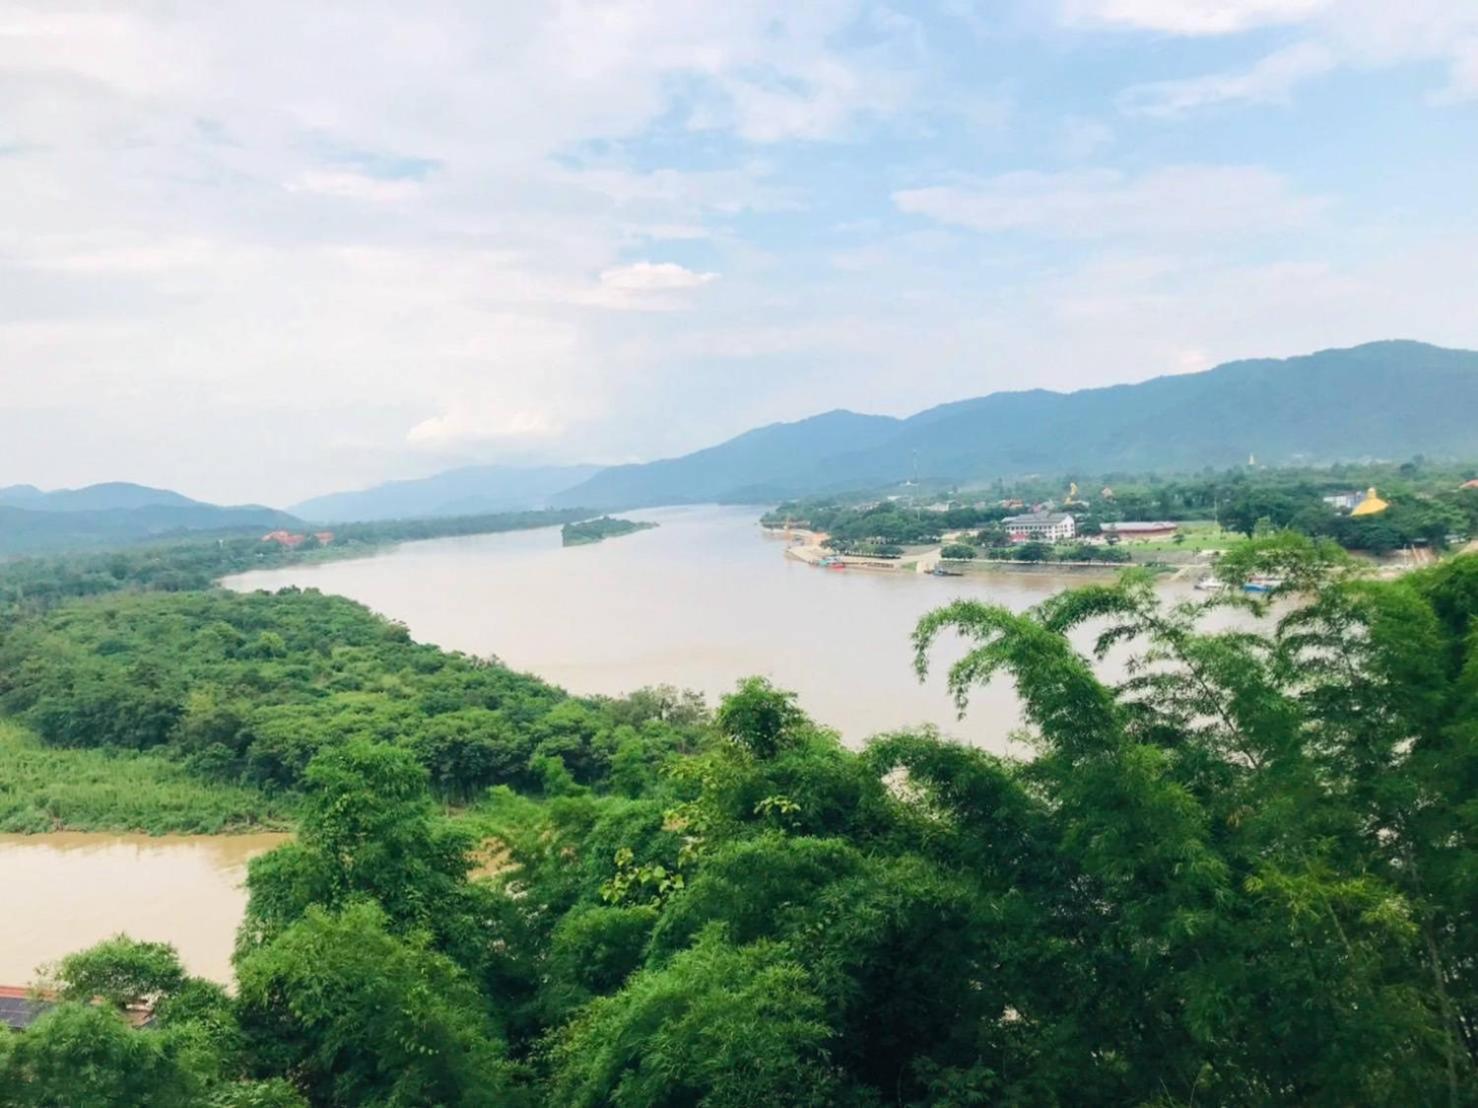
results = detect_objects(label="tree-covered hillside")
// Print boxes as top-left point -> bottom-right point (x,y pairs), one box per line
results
0,481 -> 303,555
551,409 -> 902,509
553,341 -> 1478,508
290,464 -> 603,523
0,482 -> 205,513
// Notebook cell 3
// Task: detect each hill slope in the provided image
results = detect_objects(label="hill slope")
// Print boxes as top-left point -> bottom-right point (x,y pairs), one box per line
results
552,341 -> 1478,508
551,410 -> 902,509
0,484 -> 301,556
290,463 -> 602,523
0,481 -> 203,513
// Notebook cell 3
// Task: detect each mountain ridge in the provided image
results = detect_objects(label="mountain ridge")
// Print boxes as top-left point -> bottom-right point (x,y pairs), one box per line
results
289,463 -> 603,523
549,340 -> 1478,508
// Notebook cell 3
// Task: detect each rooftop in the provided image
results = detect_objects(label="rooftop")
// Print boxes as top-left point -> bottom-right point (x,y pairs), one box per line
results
1004,512 -> 1073,525
0,986 -> 53,1032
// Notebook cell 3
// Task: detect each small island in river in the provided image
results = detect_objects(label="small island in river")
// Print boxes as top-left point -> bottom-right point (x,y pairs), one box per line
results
561,515 -> 658,547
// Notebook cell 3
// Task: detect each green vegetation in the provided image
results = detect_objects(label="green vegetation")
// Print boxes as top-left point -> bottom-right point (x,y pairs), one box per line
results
769,458 -> 1478,559
1076,464 -> 1477,554
974,541 -> 1133,564
2,535 -> 1475,1104
0,720 -> 289,833
0,589 -> 698,806
0,508 -> 593,619
0,481 -> 302,557
1102,519 -> 1230,553
560,516 -> 657,547
765,497 -> 1011,548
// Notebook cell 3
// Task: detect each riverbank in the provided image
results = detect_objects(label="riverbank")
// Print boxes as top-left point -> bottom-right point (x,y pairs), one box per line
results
0,721 -> 292,835
771,526 -> 1161,577
561,515 -> 659,546
941,557 -> 1174,576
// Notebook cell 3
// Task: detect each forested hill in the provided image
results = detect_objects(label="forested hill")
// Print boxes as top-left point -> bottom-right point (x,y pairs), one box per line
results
553,340 -> 1478,508
0,481 -> 303,556
0,481 -> 203,513
554,409 -> 900,509
290,463 -> 602,523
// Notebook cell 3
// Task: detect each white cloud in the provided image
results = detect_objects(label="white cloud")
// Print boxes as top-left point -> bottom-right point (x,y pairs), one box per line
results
1061,0 -> 1332,36
1118,42 -> 1335,116
0,0 -> 1473,505
0,1 -> 926,500
598,262 -> 718,292
407,407 -> 557,447
285,171 -> 423,202
894,165 -> 1319,238
13,235 -> 216,275
1439,37 -> 1478,102
1075,1 -> 1478,111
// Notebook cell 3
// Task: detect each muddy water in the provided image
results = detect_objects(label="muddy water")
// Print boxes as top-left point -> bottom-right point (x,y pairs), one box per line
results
0,832 -> 289,986
226,504 -> 1235,755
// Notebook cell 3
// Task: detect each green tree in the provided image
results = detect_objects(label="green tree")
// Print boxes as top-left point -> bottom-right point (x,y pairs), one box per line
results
235,902 -> 514,1108
238,742 -> 495,979
715,677 -> 804,759
546,928 -> 839,1107
0,1003 -> 211,1107
55,934 -> 187,1010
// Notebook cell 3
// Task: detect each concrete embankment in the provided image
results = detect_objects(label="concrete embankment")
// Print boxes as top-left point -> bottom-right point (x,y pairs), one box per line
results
773,528 -> 907,571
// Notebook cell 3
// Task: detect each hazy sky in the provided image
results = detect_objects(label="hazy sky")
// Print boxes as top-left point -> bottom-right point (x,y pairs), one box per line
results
3,1 -> 1476,505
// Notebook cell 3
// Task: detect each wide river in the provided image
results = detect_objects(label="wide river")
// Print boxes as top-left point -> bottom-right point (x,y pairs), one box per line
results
226,504 -> 1208,753
2,505 -> 1211,988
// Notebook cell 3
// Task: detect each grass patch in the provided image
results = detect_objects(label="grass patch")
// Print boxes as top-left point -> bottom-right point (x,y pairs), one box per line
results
1114,521 -> 1233,554
0,719 -> 294,834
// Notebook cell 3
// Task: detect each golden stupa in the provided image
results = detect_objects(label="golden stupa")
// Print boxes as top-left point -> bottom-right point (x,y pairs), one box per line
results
1350,488 -> 1389,517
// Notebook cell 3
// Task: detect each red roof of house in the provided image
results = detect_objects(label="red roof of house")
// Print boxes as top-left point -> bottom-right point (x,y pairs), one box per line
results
0,985 -> 55,1032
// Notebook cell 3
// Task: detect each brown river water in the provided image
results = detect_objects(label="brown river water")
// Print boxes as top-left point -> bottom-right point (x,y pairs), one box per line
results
0,833 -> 288,985
2,504 -> 1242,987
224,503 -> 1225,754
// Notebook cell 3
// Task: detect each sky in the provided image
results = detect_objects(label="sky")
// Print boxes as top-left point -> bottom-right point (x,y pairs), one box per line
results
2,1 -> 1476,506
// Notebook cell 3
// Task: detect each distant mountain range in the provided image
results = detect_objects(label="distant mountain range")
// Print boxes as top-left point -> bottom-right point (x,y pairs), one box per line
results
289,464 -> 601,523
0,482 -> 300,556
548,340 -> 1478,508
8,341 -> 1476,554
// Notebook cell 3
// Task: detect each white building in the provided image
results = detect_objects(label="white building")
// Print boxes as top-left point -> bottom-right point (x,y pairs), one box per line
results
1004,512 -> 1076,542
1322,491 -> 1364,512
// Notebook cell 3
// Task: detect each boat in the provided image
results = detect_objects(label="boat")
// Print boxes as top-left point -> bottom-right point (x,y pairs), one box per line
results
1194,577 -> 1226,593
931,566 -> 964,577
1242,575 -> 1284,594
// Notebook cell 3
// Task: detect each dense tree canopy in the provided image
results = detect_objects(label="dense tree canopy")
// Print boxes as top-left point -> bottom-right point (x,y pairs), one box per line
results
2,536 -> 1476,1104
0,588 -> 698,799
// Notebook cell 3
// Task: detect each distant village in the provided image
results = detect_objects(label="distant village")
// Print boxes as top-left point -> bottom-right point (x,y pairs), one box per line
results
260,529 -> 335,549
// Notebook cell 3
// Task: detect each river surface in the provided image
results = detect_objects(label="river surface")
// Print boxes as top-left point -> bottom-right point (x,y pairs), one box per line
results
0,833 -> 288,985
225,504 -> 1215,753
